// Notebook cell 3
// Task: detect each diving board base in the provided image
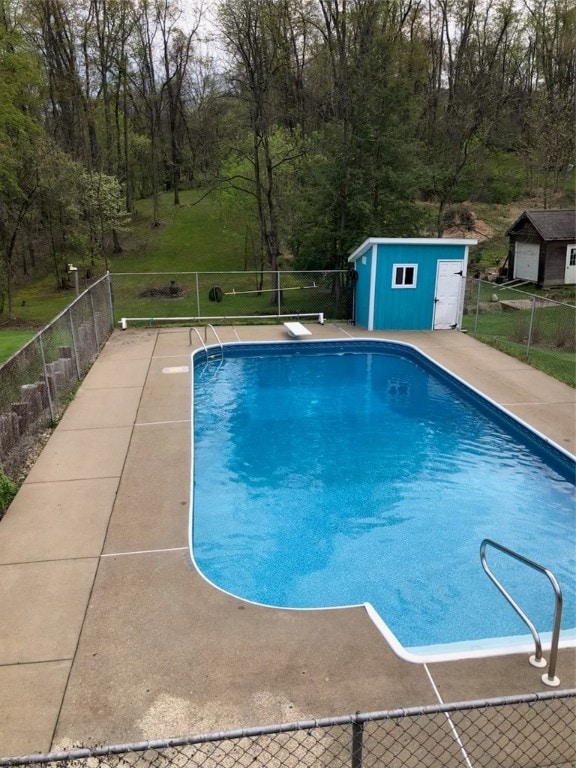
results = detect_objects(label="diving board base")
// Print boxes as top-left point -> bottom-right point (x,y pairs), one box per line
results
284,321 -> 312,338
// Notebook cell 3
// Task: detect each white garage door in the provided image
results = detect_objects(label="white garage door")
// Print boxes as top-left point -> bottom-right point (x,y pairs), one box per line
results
514,242 -> 540,281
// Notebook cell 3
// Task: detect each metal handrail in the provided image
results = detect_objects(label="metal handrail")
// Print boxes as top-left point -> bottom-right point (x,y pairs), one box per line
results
189,325 -> 224,362
480,539 -> 563,687
189,326 -> 208,354
205,324 -> 224,361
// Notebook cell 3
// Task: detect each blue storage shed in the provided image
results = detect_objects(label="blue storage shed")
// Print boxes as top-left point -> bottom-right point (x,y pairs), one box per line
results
348,238 -> 477,331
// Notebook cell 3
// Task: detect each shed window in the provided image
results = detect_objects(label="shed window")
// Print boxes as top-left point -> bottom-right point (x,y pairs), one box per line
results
569,247 -> 576,267
392,264 -> 418,288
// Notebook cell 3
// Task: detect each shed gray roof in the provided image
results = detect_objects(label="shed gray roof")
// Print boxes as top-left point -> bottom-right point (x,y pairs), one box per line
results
507,209 -> 576,241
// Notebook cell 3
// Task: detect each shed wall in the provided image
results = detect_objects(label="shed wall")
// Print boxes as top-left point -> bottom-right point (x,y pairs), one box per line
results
372,243 -> 466,330
354,248 -> 372,327
509,220 -> 541,242
542,242 -> 571,286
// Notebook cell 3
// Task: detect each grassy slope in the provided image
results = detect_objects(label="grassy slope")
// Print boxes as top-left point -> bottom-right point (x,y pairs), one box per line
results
114,190 -> 251,273
8,190 -> 250,326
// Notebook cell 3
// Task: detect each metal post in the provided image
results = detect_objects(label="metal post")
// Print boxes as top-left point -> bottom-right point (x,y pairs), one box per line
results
89,293 -> 100,349
68,310 -> 82,379
106,272 -> 114,331
474,278 -> 481,335
526,294 -> 536,360
277,271 -> 282,316
195,272 -> 200,317
68,264 -> 79,296
37,334 -> 55,422
545,583 -> 563,686
351,719 -> 364,768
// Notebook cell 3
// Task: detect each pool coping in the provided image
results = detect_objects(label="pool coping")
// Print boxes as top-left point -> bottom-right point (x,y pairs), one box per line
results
0,324 -> 574,757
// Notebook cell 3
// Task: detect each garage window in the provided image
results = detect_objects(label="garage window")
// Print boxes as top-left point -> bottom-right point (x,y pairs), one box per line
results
393,264 -> 418,288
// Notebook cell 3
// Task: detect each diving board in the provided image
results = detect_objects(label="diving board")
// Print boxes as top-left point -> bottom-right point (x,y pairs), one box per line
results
284,321 -> 312,338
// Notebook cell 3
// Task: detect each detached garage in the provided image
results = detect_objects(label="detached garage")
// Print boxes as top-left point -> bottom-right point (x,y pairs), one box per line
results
507,209 -> 576,288
348,238 -> 477,331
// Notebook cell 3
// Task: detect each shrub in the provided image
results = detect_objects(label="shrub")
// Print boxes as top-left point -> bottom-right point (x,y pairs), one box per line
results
0,466 -> 17,517
553,322 -> 576,352
511,314 -> 529,343
442,203 -> 476,231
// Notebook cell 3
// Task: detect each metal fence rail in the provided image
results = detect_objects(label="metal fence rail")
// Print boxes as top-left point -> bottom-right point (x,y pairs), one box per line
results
110,270 -> 352,325
464,278 -> 576,386
0,275 -> 114,481
1,690 -> 574,768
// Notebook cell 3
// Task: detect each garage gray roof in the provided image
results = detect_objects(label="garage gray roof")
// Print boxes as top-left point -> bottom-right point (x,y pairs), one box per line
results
508,209 -> 576,241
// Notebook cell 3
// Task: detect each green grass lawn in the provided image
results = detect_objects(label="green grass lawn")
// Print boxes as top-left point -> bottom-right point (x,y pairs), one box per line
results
113,189 -> 254,273
0,330 -> 36,362
14,275 -> 80,325
111,270 -> 349,324
9,189 -> 251,326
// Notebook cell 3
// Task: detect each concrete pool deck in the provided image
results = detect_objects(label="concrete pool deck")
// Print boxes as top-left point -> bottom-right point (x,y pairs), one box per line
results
0,324 -> 574,756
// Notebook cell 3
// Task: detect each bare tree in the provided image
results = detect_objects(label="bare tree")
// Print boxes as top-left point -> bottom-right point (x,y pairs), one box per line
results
27,0 -> 98,165
130,0 -> 164,226
522,0 -> 576,205
158,0 -> 200,205
219,0 -> 306,278
421,0 -> 525,233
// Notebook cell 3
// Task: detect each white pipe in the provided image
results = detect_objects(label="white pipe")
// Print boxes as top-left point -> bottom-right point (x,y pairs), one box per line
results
118,313 -> 325,329
225,283 -> 317,296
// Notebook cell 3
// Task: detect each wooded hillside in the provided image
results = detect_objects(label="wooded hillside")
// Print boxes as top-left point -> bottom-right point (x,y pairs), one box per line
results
1,0 -> 574,318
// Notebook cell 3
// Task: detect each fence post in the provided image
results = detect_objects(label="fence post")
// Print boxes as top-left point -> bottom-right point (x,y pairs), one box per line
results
89,293 -> 100,349
351,718 -> 364,768
68,310 -> 82,379
474,279 -> 482,335
277,271 -> 282,316
195,272 -> 200,317
526,294 -> 536,360
106,273 -> 114,330
37,334 -> 55,422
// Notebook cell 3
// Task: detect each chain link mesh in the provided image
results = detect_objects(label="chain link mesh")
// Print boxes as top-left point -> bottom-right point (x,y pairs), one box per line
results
463,278 -> 576,386
0,275 -> 113,479
110,271 -> 353,324
1,692 -> 574,768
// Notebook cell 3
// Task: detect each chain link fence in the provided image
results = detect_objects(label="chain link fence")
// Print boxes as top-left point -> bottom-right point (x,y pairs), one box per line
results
1,691 -> 574,768
0,274 -> 113,481
110,271 -> 353,325
464,278 -> 576,387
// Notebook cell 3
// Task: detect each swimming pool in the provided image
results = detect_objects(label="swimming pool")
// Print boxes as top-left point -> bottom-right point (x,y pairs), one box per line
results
190,339 -> 575,662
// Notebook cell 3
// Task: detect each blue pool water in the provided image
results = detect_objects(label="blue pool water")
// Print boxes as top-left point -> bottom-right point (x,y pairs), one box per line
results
191,340 -> 575,657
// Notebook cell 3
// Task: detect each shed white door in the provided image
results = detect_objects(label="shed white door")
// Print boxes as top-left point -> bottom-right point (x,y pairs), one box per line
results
433,260 -> 464,329
514,242 -> 540,281
565,245 -> 576,284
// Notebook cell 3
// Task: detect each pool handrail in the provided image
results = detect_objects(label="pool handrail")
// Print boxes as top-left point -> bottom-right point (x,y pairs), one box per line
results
189,324 -> 224,361
480,538 -> 563,687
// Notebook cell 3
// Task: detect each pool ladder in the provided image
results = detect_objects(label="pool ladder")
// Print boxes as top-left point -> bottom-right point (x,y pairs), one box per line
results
480,539 -> 563,687
189,324 -> 224,362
